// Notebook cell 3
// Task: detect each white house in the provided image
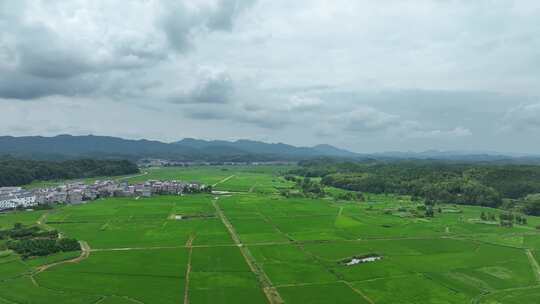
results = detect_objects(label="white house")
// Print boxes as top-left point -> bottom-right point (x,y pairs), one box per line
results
0,190 -> 37,210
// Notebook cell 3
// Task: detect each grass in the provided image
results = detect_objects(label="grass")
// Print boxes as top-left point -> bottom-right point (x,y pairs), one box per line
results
1,165 -> 540,303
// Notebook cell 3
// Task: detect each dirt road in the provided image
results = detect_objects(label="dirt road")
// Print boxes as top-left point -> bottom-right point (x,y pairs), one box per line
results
35,241 -> 90,274
213,200 -> 283,304
212,175 -> 235,187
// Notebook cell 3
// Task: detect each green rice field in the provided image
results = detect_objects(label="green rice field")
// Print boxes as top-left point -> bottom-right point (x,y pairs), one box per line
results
2,165 -> 540,303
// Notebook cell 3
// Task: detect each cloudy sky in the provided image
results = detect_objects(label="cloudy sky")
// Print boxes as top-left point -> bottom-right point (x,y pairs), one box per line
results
1,0 -> 539,153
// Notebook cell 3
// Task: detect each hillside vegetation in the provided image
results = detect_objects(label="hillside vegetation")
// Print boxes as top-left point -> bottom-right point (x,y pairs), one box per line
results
291,160 -> 540,212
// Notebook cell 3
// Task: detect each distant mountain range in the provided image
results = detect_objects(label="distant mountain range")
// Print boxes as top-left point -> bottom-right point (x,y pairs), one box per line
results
174,138 -> 358,158
0,135 -> 358,161
0,135 -> 538,164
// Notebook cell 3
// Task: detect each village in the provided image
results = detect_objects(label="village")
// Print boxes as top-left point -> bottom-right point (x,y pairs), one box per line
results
0,180 -> 209,211
137,158 -> 296,168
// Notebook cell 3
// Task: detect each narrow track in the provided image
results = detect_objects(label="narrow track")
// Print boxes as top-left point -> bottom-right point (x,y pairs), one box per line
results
91,245 -> 185,252
90,235 -> 460,251
213,200 -> 284,304
29,241 -> 90,289
183,235 -> 195,304
470,285 -> 540,304
36,212 -> 54,231
91,297 -> 107,304
249,183 -> 258,193
212,175 -> 235,187
33,241 -> 90,277
342,281 -> 375,304
0,295 -> 17,304
337,206 -> 344,217
526,249 -> 540,283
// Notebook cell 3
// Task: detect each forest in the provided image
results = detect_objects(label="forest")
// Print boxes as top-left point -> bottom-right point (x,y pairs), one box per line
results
0,223 -> 80,259
0,157 -> 139,187
290,159 -> 540,214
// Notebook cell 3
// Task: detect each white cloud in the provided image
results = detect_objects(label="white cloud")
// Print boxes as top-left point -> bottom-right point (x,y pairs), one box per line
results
339,106 -> 400,132
285,95 -> 323,111
404,125 -> 473,139
327,106 -> 472,141
502,103 -> 540,132
167,69 -> 235,104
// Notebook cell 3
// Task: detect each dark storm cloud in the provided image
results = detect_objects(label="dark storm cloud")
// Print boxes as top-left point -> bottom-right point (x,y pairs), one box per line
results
0,72 -> 99,100
16,25 -> 93,79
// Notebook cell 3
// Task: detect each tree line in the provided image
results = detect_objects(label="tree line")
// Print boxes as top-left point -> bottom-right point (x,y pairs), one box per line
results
281,175 -> 364,202
522,194 -> 540,216
0,157 -> 139,187
0,223 -> 80,259
290,159 -> 540,212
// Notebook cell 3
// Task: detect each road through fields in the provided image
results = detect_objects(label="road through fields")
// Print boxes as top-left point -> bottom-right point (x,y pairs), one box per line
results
213,199 -> 284,304
526,249 -> 540,283
212,175 -> 235,187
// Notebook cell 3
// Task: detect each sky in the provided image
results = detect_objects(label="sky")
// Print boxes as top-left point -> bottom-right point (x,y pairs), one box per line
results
1,0 -> 539,154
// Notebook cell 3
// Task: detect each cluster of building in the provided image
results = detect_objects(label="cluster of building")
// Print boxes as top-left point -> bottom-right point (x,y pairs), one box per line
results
137,158 -> 296,168
0,180 -> 208,211
0,187 -> 36,211
137,159 -> 187,167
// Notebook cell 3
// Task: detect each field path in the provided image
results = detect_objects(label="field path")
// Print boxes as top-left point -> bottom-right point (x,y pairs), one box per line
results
473,251 -> 540,303
124,297 -> 145,304
212,175 -> 235,187
183,235 -> 195,304
91,297 -> 107,304
36,213 -> 48,226
255,205 -> 294,242
36,212 -> 55,231
0,295 -> 17,304
526,249 -> 540,283
34,241 -> 91,275
471,285 -> 540,304
249,183 -> 259,193
91,245 -> 185,252
213,200 -> 284,304
342,281 -> 375,304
